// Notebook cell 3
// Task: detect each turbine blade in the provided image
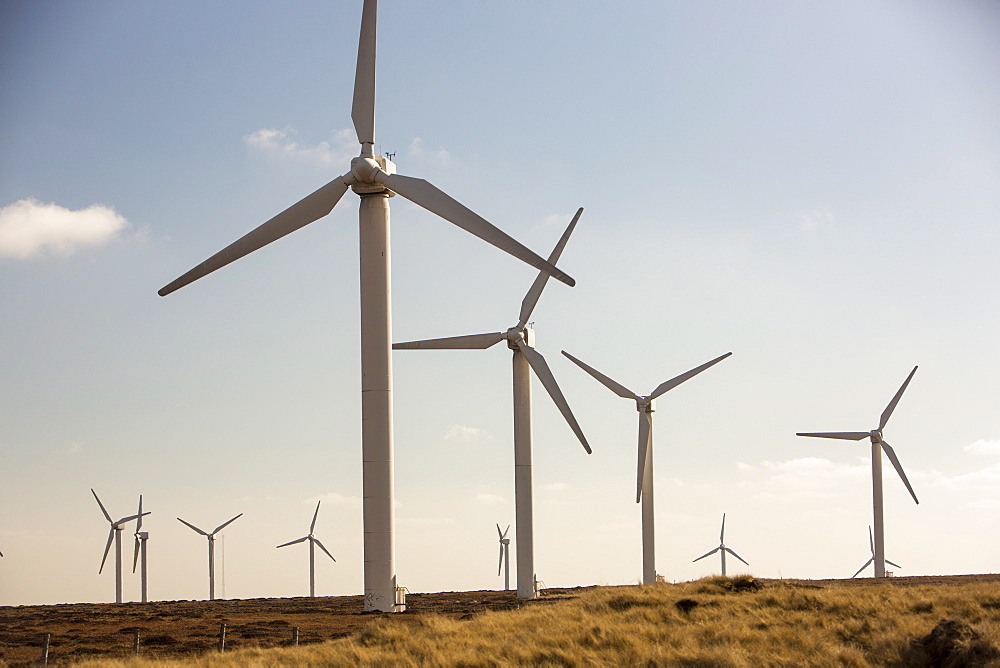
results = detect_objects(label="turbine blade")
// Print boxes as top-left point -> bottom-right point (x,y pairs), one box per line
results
502,524 -> 510,539
496,523 -> 503,539
351,0 -> 376,148
880,440 -> 919,504
276,537 -> 308,549
498,544 -> 504,576
693,547 -> 720,562
853,558 -> 873,578
869,526 -> 874,553
132,536 -> 140,573
796,432 -> 870,440
99,528 -> 115,574
886,559 -> 902,569
516,207 -> 583,328
561,350 -> 639,401
720,513 -> 726,543
92,489 -> 112,523
117,513 -> 142,526
158,176 -> 351,296
136,495 -> 143,532
636,410 -> 651,503
212,513 -> 244,536
726,548 -> 749,566
375,172 -> 574,287
879,366 -> 918,431
516,341 -> 592,454
313,538 -> 336,562
393,332 -> 505,350
648,352 -> 732,401
177,518 -> 208,536
310,501 -> 321,534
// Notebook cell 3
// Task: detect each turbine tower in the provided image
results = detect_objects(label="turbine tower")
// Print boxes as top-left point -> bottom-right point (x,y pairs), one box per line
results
92,489 -> 148,603
497,524 -> 511,591
177,513 -> 243,601
797,366 -> 919,578
394,211 -> 590,598
157,0 -> 572,612
131,495 -> 150,602
562,351 -> 731,584
692,513 -> 749,577
276,501 -> 337,597
853,525 -> 901,578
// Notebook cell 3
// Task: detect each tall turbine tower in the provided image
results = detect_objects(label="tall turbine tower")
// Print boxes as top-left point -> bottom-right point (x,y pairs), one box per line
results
157,0 -> 573,613
797,366 -> 919,578
131,495 -> 150,602
92,489 -> 148,603
177,514 -> 243,601
853,525 -> 901,578
692,513 -> 749,576
562,351 -> 731,584
394,211 -> 590,598
497,524 -> 511,591
276,501 -> 337,597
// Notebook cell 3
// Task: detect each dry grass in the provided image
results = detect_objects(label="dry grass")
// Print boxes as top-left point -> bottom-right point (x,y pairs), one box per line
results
63,576 -> 1000,666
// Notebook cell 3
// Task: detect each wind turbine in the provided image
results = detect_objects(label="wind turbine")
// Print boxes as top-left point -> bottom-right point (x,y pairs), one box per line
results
177,513 -> 243,601
692,513 -> 749,577
561,351 -> 732,584
92,489 -> 148,603
276,501 -> 337,597
157,0 -> 573,613
131,495 -> 150,603
797,366 -> 919,578
496,524 -> 511,591
854,525 -> 901,578
394,211 -> 590,599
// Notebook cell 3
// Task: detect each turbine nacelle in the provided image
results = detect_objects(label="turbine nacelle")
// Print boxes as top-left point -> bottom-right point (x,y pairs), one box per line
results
350,155 -> 396,195
636,399 -> 654,413
870,429 -> 882,443
505,326 -> 534,350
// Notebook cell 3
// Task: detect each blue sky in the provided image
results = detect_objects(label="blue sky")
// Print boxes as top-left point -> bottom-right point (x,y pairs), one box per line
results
2,0 -> 999,605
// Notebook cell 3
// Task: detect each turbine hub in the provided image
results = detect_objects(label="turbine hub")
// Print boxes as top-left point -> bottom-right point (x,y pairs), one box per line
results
506,326 -> 534,349
638,399 -> 654,413
351,155 -> 397,195
870,429 -> 882,442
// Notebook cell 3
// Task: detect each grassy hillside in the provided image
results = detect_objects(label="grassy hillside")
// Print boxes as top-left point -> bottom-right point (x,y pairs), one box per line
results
73,576 -> 1000,666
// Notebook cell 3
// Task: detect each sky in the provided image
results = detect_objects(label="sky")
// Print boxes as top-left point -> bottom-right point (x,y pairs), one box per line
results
1,0 -> 999,606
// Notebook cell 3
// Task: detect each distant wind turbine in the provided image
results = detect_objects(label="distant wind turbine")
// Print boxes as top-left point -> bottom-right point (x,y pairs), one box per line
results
497,524 -> 511,591
276,501 -> 337,597
177,513 -> 243,600
562,351 -> 731,584
797,366 -> 919,578
157,0 -> 572,613
395,210 -> 590,599
692,513 -> 749,576
854,525 -> 901,578
92,489 -> 149,603
131,495 -> 150,602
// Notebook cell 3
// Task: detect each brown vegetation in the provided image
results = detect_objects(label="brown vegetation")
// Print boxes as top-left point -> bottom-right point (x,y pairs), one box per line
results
3,575 -> 1000,666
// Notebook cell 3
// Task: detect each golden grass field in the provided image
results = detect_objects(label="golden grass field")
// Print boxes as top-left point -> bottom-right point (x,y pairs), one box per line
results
5,575 -> 1000,666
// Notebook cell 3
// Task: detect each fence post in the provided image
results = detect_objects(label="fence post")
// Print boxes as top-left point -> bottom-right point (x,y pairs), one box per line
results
292,627 -> 299,646
218,623 -> 226,652
133,629 -> 140,655
40,632 -> 50,665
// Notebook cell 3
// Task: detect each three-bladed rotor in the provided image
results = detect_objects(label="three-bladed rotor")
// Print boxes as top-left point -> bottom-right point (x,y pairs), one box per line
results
92,489 -> 149,574
496,524 -> 511,577
853,525 -> 902,578
177,513 -> 243,541
692,513 -> 750,568
797,366 -> 920,504
276,501 -> 337,563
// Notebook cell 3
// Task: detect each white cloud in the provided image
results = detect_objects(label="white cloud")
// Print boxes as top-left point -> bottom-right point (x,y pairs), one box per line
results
964,439 -> 1000,455
310,492 -> 362,507
541,213 -> 572,229
0,198 -> 129,259
408,137 -> 450,163
244,127 -> 357,166
799,205 -> 833,231
926,463 -> 1000,489
736,457 -> 869,499
444,425 -> 490,442
475,493 -> 507,506
542,482 -> 569,491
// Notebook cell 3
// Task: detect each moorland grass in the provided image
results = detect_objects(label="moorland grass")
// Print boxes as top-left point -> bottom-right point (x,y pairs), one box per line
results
73,576 -> 1000,667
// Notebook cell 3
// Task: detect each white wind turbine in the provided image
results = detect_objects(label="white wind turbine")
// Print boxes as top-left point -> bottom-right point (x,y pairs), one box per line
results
276,501 -> 337,598
562,351 -> 732,584
131,495 -> 150,602
797,366 -> 919,578
854,525 -> 901,578
692,513 -> 749,577
177,513 -> 243,601
496,524 -> 511,591
394,211 -> 590,599
92,489 -> 149,603
157,0 -> 572,613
